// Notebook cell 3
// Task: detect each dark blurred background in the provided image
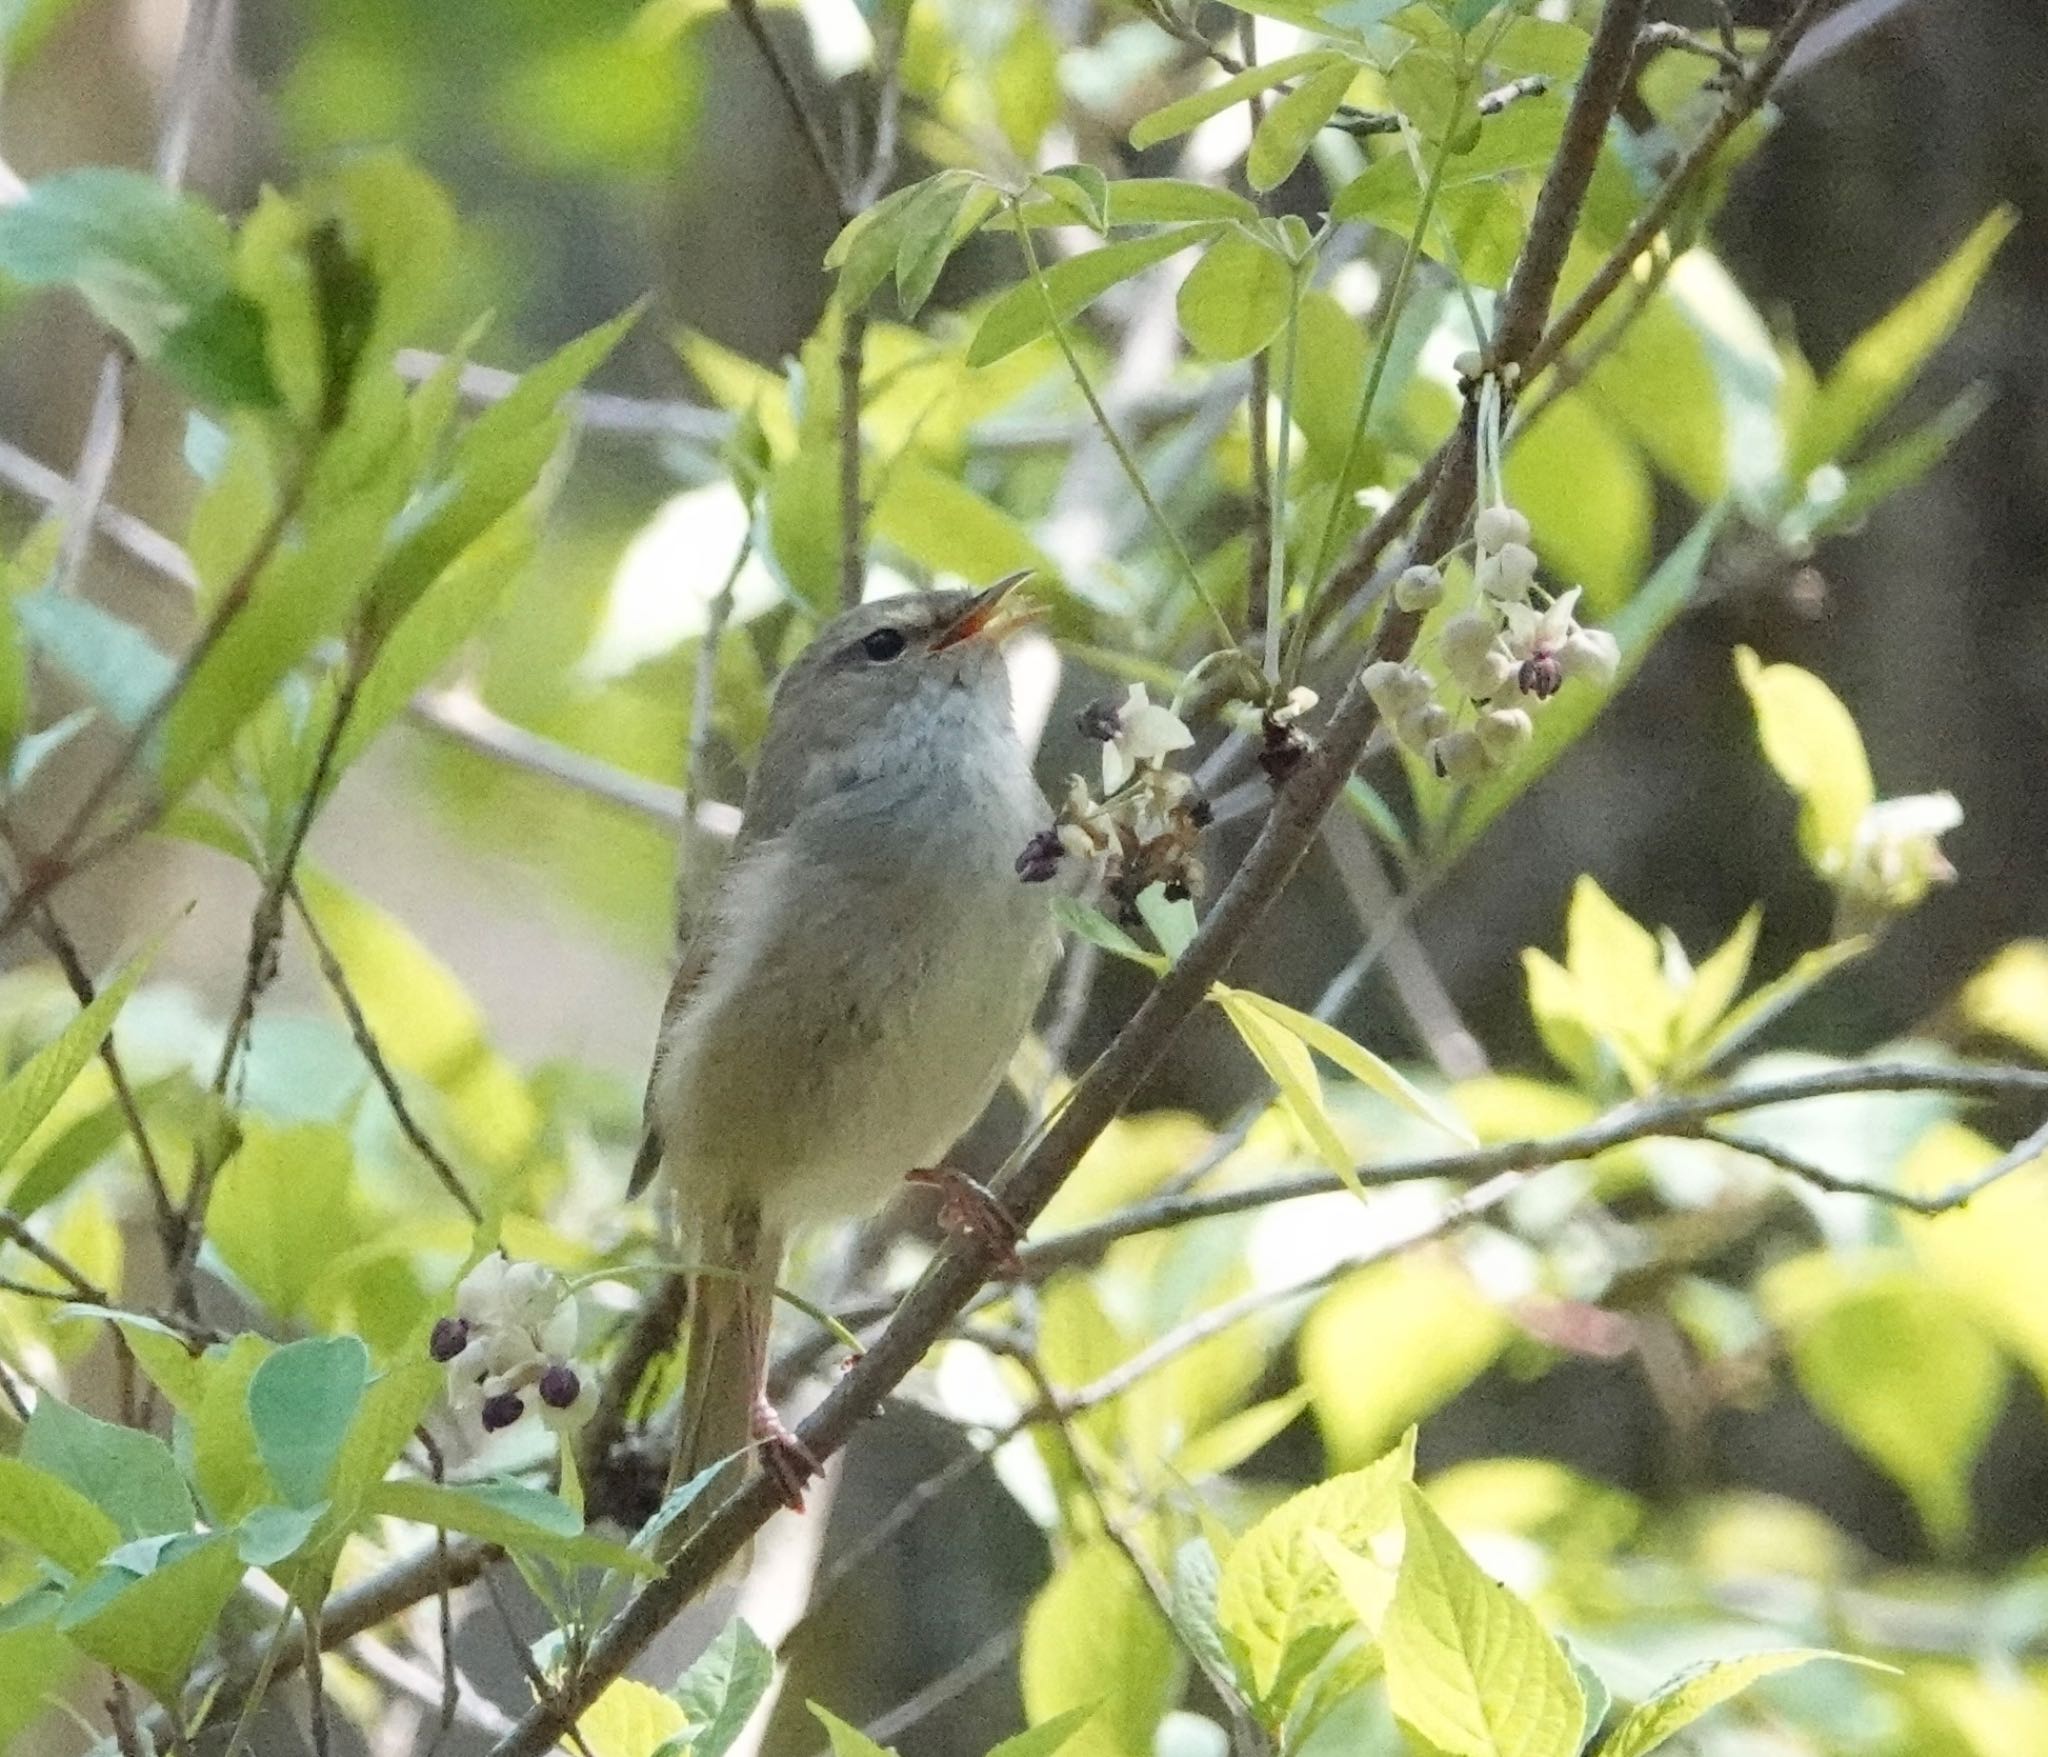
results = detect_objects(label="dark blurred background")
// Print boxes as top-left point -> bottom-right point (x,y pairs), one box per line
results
1,0 -> 2042,1749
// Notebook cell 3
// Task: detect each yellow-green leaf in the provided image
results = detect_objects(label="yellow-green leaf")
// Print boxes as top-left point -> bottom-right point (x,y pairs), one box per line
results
1223,990 -> 1476,1147
1177,230 -> 1295,362
1129,53 -> 1343,151
0,1457 -> 120,1575
578,1678 -> 691,1757
1383,1486 -> 1584,1757
1021,1542 -> 1177,1757
1733,646 -> 1875,876
1247,58 -> 1357,192
1600,1650 -> 1887,1757
1215,1432 -> 1414,1707
1791,206 -> 2013,478
1213,991 -> 1354,1187
968,227 -> 1216,367
0,942 -> 154,1182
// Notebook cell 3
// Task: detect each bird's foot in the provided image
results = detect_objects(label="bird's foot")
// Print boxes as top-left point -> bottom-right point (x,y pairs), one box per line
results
750,1394 -> 820,1512
907,1166 -> 1024,1275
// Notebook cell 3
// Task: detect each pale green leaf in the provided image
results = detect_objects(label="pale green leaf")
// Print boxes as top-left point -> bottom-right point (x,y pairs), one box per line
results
1220,990 -> 1476,1147
190,1334 -> 275,1525
1021,1542 -> 1177,1757
247,1335 -> 369,1509
811,1704 -> 897,1757
672,1617 -> 775,1757
207,1121 -> 356,1321
1384,1486 -> 1584,1757
367,1478 -> 659,1575
0,1456 -> 120,1575
1789,1279 -> 2004,1544
1792,206 -> 2013,478
580,1678 -> 692,1757
968,227 -> 1216,367
1732,646 -> 1875,876
0,941 -> 152,1181
1215,1433 -> 1414,1708
1672,909 -> 1760,1060
1689,937 -> 1867,1073
1600,1650 -> 1888,1757
1248,58 -> 1358,192
871,458 -> 1050,582
1176,229 -> 1295,362
987,1704 -> 1100,1757
1129,53 -> 1344,151
20,1398 -> 192,1543
1213,991 -> 1354,1188
1053,899 -> 1166,972
58,1532 -> 243,1702
1301,1262 -> 1507,1471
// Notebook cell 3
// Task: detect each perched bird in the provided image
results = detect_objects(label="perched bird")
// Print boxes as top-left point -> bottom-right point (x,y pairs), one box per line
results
631,573 -> 1056,1519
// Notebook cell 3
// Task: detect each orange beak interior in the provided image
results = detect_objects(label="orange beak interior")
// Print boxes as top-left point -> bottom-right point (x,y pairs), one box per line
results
929,570 -> 1038,652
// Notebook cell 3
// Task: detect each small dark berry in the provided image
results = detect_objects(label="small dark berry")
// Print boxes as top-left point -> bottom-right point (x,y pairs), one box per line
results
1186,794 -> 1215,830
1163,880 -> 1191,903
538,1364 -> 581,1409
1518,652 -> 1563,700
1076,697 -> 1123,742
480,1392 -> 525,1432
428,1317 -> 469,1362
1015,827 -> 1064,883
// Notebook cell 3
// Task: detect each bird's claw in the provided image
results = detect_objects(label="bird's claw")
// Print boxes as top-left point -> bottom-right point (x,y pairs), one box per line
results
907,1166 -> 1024,1275
750,1394 -> 819,1512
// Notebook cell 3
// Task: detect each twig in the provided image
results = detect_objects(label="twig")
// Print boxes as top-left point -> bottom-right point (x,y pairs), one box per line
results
1017,1061 -> 2048,1275
0,1212 -> 107,1300
795,1626 -> 1019,1757
1707,1115 -> 2048,1215
47,0 -> 228,604
577,1271 -> 688,1504
838,310 -> 868,610
107,1679 -> 147,1757
288,882 -> 482,1222
729,0 -> 847,214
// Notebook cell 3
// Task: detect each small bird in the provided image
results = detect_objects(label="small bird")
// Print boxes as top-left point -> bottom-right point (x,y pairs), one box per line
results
630,572 -> 1056,1518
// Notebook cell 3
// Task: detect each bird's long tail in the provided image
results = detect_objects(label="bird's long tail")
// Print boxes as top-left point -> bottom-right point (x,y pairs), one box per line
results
667,1199 -> 780,1550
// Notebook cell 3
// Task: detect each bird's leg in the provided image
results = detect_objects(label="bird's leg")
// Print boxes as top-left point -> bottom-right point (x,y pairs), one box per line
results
907,1166 -> 1024,1275
742,1293 -> 819,1511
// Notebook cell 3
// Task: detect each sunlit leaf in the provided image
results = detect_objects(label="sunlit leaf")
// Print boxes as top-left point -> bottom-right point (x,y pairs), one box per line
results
0,1457 -> 120,1575
368,1478 -> 659,1575
1248,58 -> 1357,192
1732,646 -> 1875,877
1021,1542 -> 1177,1757
1600,1650 -> 1887,1757
19,1399 -> 192,1543
987,1705 -> 1099,1757
672,1617 -> 775,1757
1383,1486 -> 1584,1757
968,227 -> 1217,367
1214,991 -> 1354,1185
1176,229 -> 1295,362
580,1678 -> 692,1757
58,1531 -> 243,1703
0,941 -> 154,1182
1791,206 -> 2013,478
247,1335 -> 369,1510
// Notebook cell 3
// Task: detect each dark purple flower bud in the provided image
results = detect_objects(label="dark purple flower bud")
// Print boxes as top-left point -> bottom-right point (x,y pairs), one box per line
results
1076,697 -> 1123,742
1186,793 -> 1215,831
1163,880 -> 1191,903
480,1392 -> 524,1432
539,1364 -> 581,1409
428,1317 -> 470,1362
1518,651 -> 1563,701
1015,827 -> 1064,884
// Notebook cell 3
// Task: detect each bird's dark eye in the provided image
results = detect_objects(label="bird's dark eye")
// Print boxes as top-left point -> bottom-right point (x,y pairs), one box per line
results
861,627 -> 907,662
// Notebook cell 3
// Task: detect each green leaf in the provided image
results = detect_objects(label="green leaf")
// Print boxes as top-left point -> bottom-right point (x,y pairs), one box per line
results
207,1121 -> 356,1321
324,1356 -> 441,1530
1732,646 -> 1875,877
583,1679 -> 694,1757
1791,206 -> 2013,478
1599,1650 -> 1887,1757
1219,990 -> 1476,1148
14,589 -> 174,731
1332,161 -> 1525,287
871,458 -> 1050,583
988,1704 -> 1100,1757
968,227 -> 1216,367
671,1617 -> 775,1757
235,1502 -> 325,1568
1021,1542 -> 1178,1757
1214,989 -> 1354,1186
1166,1537 -> 1239,1701
1215,1433 -> 1414,1708
1785,383 -> 1990,548
1130,52 -> 1344,150
0,1456 -> 121,1575
1691,937 -> 1868,1071
1052,900 -> 1165,973
0,169 -> 274,406
247,1335 -> 369,1509
1789,1279 -> 2004,1545
20,1399 -> 193,1543
1248,58 -> 1358,191
58,1531 -> 243,1702
367,1478 -> 660,1575
189,1334 -> 275,1524
0,940 -> 153,1180
1447,507 -> 1724,858
1301,1261 -> 1509,1473
50,1307 -> 209,1411
1383,1486 -> 1584,1757
1176,229 -> 1295,362
1035,164 -> 1111,233
811,1705 -> 897,1757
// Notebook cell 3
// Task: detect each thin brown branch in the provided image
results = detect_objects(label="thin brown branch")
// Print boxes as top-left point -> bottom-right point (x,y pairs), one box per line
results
1707,1114 -> 2048,1215
1017,1061 -> 2048,1275
729,0 -> 849,216
288,882 -> 482,1222
0,1211 -> 108,1300
838,310 -> 869,610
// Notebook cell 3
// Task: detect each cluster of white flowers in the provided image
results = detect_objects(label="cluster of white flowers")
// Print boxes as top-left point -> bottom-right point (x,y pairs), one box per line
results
1018,683 -> 1210,910
1837,791 -> 1963,935
430,1253 -> 594,1440
1365,504 -> 1620,783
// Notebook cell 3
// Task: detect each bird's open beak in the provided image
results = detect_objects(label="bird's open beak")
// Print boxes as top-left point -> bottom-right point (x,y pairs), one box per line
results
929,569 -> 1039,652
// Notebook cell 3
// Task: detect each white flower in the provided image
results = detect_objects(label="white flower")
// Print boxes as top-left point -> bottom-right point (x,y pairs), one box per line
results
1396,702 -> 1450,751
1268,686 -> 1319,726
436,1253 -> 586,1443
1476,706 -> 1534,762
1427,729 -> 1490,781
1560,626 -> 1620,686
1101,684 -> 1194,793
1842,792 -> 1963,914
1129,766 -> 1195,843
1363,661 -> 1433,715
1499,587 -> 1580,662
1476,542 -> 1539,602
1475,505 -> 1531,553
1394,565 -> 1445,613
